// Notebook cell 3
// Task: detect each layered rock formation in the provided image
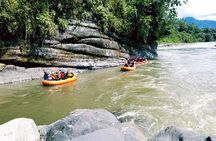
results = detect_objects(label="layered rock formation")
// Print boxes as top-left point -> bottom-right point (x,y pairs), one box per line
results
0,20 -> 129,69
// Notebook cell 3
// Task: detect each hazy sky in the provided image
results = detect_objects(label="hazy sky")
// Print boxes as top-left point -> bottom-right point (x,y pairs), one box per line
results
177,0 -> 216,21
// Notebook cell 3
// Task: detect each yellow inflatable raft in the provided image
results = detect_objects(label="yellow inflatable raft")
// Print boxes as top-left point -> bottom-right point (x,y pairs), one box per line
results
42,76 -> 77,86
120,66 -> 136,71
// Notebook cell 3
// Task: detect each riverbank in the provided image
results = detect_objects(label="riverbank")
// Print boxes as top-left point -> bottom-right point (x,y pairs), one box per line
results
0,109 -> 215,141
1,41 -> 215,84
0,64 -> 86,85
158,42 -> 216,50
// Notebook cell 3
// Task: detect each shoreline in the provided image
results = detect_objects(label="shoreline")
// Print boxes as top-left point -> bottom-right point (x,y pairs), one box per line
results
1,42 -> 216,84
0,64 -> 87,85
158,42 -> 216,50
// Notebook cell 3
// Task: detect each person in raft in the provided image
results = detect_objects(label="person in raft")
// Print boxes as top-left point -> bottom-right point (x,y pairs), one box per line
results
43,72 -> 49,80
124,59 -> 130,67
66,70 -> 74,78
43,70 -> 74,80
60,70 -> 66,79
129,61 -> 135,67
124,59 -> 135,67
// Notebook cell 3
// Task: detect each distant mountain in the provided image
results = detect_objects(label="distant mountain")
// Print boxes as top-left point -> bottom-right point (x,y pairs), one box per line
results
184,17 -> 216,29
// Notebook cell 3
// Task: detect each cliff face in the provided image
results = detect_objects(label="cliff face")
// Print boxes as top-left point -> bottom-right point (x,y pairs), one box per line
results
0,20 -> 129,69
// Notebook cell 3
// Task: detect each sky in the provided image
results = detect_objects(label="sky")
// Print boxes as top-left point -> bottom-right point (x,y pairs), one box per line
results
177,0 -> 216,21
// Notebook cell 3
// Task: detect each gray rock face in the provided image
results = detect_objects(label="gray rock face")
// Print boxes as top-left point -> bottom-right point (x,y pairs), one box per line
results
78,38 -> 120,50
0,20 -> 129,69
67,25 -> 109,39
148,126 -> 215,141
0,118 -> 40,141
38,109 -> 146,141
129,44 -> 157,59
52,44 -> 122,57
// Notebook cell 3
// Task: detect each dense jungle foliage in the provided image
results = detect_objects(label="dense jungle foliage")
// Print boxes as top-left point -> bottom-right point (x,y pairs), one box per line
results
0,0 -> 183,46
160,20 -> 216,43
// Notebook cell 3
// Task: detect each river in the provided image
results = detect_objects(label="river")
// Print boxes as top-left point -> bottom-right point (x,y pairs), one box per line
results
1,48 -> 216,137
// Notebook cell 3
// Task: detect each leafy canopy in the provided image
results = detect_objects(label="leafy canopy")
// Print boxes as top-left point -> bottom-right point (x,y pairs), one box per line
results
0,0 -> 183,45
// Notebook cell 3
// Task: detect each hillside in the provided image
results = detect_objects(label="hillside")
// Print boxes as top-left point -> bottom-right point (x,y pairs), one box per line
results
184,17 -> 216,29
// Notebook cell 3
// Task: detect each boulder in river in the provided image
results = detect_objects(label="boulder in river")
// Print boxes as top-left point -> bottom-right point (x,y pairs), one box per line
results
0,118 -> 40,141
38,109 -> 146,141
148,126 -> 216,141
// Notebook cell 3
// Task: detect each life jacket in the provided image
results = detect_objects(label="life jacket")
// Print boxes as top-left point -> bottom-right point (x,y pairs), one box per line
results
60,72 -> 65,79
50,73 -> 56,80
67,71 -> 73,77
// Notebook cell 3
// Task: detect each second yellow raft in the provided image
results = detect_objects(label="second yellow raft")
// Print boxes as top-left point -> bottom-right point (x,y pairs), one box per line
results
120,66 -> 136,71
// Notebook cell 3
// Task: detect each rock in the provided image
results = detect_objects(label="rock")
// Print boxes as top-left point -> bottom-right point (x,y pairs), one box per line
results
68,20 -> 99,29
3,65 -> 25,72
129,45 -> 157,59
78,38 -> 120,50
0,118 -> 40,141
52,58 -> 126,69
38,109 -> 146,141
54,25 -> 109,42
67,25 -> 109,39
0,63 -> 6,71
52,44 -> 124,58
148,126 -> 206,141
72,127 -> 125,141
114,123 -> 146,141
44,40 -> 60,45
39,109 -> 119,141
0,20 -> 130,71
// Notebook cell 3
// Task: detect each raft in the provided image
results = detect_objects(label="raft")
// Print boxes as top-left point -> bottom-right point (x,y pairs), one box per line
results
136,60 -> 148,65
42,76 -> 77,86
120,66 -> 136,71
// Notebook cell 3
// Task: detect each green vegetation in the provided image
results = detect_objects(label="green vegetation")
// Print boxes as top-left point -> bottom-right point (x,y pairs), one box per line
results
160,20 -> 216,43
0,0 -> 183,46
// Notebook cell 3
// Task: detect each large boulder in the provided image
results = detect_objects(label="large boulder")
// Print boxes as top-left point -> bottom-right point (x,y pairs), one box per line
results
0,118 -> 40,141
38,109 -> 146,141
71,123 -> 146,141
148,126 -> 215,141
39,109 -> 119,141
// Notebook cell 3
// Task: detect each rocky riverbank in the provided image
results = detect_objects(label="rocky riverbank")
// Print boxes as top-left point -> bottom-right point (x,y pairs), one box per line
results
0,19 -> 158,84
0,109 -> 215,141
0,64 -> 86,84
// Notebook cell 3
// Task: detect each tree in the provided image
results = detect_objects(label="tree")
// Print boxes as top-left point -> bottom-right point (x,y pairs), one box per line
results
1,0 -> 184,46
